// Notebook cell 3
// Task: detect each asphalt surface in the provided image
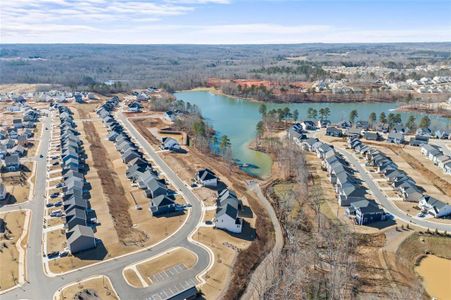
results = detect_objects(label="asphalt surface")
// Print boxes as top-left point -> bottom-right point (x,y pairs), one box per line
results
1,110 -> 212,300
336,147 -> 451,232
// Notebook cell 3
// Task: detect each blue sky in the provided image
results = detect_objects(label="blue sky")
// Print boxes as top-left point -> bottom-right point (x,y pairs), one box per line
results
1,0 -> 450,43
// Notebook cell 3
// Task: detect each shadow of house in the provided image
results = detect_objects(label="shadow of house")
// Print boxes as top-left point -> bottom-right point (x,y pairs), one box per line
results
0,194 -> 17,207
364,219 -> 397,230
238,205 -> 254,219
72,240 -> 108,260
219,220 -> 256,242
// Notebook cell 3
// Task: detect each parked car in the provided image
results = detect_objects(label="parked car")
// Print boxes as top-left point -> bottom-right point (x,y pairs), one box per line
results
54,201 -> 62,207
56,183 -> 64,188
50,193 -> 59,198
47,251 -> 59,258
52,162 -> 59,166
46,203 -> 54,208
50,211 -> 62,217
59,250 -> 69,257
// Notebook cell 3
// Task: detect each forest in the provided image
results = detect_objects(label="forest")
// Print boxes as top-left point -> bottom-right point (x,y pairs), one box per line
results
1,43 -> 450,92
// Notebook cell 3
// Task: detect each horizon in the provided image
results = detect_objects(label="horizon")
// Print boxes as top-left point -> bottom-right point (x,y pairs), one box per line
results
1,0 -> 451,44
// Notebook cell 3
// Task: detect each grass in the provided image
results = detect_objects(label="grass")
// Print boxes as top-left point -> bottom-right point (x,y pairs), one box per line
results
123,269 -> 144,288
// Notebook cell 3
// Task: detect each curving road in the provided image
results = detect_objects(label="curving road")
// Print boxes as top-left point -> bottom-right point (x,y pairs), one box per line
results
336,146 -> 451,232
1,109 -> 212,300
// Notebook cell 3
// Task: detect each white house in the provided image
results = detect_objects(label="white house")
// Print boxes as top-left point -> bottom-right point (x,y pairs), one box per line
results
195,168 -> 218,187
215,203 -> 242,233
419,196 -> 451,218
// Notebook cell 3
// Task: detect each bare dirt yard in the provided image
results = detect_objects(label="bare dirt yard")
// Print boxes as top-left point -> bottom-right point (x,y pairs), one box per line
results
0,210 -> 27,291
55,275 -> 118,300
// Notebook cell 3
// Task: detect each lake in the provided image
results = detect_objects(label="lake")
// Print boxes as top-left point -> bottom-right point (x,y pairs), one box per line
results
175,90 -> 450,178
415,255 -> 451,299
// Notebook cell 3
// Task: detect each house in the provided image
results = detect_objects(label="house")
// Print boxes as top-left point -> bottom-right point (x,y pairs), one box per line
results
337,183 -> 366,206
0,182 -> 7,200
387,131 -> 405,144
317,119 -> 331,128
346,127 -> 362,137
128,101 -> 142,112
346,199 -> 385,225
326,127 -> 343,137
67,225 -> 96,254
300,120 -> 317,131
416,127 -> 432,137
420,144 -> 440,157
121,149 -> 141,164
195,168 -> 218,187
144,178 -> 168,198
164,111 -> 177,122
363,132 -> 381,141
301,138 -> 319,152
409,135 -> 428,146
337,120 -> 351,129
355,120 -> 369,130
3,154 -> 20,172
149,195 -> 177,216
434,129 -> 449,139
215,200 -> 242,233
12,119 -> 23,129
402,186 -> 424,203
161,137 -> 181,152
419,196 -> 451,218
316,143 -> 334,159
65,208 -> 87,230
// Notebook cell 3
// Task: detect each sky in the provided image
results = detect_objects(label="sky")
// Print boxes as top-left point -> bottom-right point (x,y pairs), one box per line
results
1,0 -> 450,44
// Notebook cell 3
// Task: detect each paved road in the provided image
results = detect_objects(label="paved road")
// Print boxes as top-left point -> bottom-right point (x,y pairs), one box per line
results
1,110 -> 212,300
337,147 -> 451,232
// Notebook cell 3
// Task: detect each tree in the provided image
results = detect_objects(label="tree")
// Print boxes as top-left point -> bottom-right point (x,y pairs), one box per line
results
307,107 -> 318,119
419,116 -> 431,128
256,121 -> 264,145
219,135 -> 231,155
379,112 -> 387,124
405,115 -> 417,132
323,107 -> 331,119
293,109 -> 299,122
349,110 -> 358,123
368,112 -> 377,127
319,108 -> 326,120
283,107 -> 291,124
259,104 -> 267,117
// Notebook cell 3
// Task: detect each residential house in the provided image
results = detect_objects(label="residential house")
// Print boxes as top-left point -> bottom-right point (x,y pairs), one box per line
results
416,128 -> 432,137
409,135 -> 429,146
346,127 -> 362,137
67,225 -> 96,254
363,132 -> 381,141
215,194 -> 243,234
3,154 -> 20,172
355,120 -> 370,130
161,137 -> 181,152
300,120 -> 317,131
301,138 -> 319,152
317,119 -> 331,128
326,127 -> 343,137
337,183 -> 366,206
195,168 -> 218,187
65,208 -> 87,230
387,131 -> 405,144
144,178 -> 168,199
419,196 -> 451,218
149,195 -> 177,216
346,199 -> 385,225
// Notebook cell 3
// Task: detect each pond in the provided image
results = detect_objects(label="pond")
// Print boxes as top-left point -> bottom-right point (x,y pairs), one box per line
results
175,90 -> 450,178
415,255 -> 451,299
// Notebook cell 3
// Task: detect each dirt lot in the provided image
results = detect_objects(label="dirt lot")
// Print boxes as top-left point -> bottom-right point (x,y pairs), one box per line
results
46,228 -> 67,254
1,171 -> 30,205
126,247 -> 197,287
0,210 -> 27,291
55,275 -> 118,300
48,104 -> 187,273
131,115 -> 274,299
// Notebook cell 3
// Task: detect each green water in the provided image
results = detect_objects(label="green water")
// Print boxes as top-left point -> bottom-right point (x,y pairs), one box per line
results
175,91 -> 450,178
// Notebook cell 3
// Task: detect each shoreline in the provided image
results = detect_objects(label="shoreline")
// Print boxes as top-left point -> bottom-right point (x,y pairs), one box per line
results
396,103 -> 451,118
177,86 -> 413,105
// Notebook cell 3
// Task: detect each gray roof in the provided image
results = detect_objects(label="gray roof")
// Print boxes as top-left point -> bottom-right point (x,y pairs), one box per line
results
67,225 -> 95,244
